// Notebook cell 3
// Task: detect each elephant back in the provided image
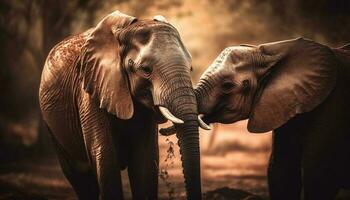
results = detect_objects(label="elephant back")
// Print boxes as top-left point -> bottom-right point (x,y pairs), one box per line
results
41,29 -> 92,85
39,29 -> 92,113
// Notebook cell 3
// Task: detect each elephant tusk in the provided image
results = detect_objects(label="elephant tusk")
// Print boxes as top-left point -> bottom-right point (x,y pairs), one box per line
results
198,115 -> 211,130
159,106 -> 184,124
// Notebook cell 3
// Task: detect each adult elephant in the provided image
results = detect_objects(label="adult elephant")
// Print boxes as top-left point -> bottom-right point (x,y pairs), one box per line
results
193,38 -> 350,200
39,11 -> 202,199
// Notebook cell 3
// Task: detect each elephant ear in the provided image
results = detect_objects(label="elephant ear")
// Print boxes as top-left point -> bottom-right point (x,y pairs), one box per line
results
248,38 -> 337,133
78,11 -> 137,119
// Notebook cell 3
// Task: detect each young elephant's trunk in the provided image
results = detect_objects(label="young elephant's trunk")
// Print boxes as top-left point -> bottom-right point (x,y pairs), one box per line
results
194,80 -> 209,115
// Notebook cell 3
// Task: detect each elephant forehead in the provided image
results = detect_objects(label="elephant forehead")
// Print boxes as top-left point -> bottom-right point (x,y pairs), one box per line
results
134,34 -> 154,59
229,46 -> 257,61
133,28 -> 152,45
131,36 -> 187,68
202,46 -> 257,80
207,48 -> 236,73
127,20 -> 190,64
131,20 -> 180,44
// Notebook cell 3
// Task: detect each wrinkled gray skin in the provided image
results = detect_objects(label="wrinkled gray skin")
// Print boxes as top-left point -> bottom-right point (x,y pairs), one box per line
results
195,38 -> 350,200
39,11 -> 201,199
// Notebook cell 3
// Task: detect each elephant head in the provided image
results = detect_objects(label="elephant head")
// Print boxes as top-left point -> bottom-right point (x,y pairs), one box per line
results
195,38 -> 337,133
77,11 -> 201,199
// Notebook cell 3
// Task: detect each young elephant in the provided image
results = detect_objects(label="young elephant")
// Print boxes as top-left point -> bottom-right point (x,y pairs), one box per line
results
194,38 -> 350,200
39,11 -> 202,199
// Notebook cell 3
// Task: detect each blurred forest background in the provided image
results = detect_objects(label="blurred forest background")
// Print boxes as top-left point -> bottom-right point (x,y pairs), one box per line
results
0,0 -> 349,199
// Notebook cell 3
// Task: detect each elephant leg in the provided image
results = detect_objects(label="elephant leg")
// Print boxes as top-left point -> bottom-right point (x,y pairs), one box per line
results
302,141 -> 339,200
301,127 -> 340,200
55,142 -> 99,200
302,166 -> 339,200
46,124 -> 99,200
127,124 -> 159,199
79,95 -> 124,199
268,127 -> 302,200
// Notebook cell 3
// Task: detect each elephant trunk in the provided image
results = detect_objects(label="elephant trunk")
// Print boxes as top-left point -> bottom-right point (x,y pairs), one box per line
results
176,116 -> 201,199
194,80 -> 208,114
158,75 -> 202,199
194,72 -> 218,116
172,96 -> 201,199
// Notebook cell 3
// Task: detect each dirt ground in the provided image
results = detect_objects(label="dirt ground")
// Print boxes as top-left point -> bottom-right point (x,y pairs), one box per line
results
1,121 -> 349,200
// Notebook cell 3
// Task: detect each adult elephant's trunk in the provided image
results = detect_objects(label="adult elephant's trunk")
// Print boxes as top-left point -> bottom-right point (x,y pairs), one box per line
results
156,75 -> 202,199
176,114 -> 201,199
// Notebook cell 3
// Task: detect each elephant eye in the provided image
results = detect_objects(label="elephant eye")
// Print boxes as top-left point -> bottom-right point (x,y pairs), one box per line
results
242,80 -> 250,93
128,59 -> 134,66
221,81 -> 235,93
140,65 -> 153,76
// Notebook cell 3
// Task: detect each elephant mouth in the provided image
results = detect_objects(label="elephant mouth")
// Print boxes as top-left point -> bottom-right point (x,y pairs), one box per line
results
153,107 -> 168,124
135,89 -> 154,107
135,89 -> 183,124
201,104 -> 237,125
159,112 -> 211,136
